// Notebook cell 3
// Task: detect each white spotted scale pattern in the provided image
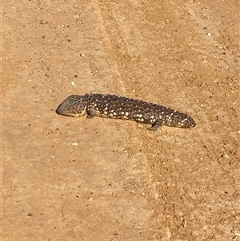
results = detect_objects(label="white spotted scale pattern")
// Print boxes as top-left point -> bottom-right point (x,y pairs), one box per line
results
56,93 -> 196,130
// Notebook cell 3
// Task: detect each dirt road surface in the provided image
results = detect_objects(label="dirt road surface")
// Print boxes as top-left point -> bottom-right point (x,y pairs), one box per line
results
2,0 -> 239,240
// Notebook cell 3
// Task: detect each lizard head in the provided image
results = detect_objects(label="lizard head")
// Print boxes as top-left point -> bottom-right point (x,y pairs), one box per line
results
56,95 -> 86,117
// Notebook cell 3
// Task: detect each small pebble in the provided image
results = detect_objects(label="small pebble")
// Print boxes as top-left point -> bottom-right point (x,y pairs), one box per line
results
71,81 -> 76,87
222,153 -> 230,159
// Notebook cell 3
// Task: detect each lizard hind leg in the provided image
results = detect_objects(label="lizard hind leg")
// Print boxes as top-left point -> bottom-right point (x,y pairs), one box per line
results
148,119 -> 163,131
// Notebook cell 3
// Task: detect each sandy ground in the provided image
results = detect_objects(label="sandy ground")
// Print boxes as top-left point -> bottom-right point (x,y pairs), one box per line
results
2,0 -> 239,240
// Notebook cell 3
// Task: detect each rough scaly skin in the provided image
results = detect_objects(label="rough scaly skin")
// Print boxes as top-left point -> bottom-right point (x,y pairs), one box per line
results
56,93 -> 196,130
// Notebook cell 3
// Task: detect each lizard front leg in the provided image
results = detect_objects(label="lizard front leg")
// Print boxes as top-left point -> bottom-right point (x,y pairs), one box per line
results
86,106 -> 96,118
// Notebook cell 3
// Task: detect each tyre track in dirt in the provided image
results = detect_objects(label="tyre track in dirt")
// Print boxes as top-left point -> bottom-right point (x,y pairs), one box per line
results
98,0 -> 239,240
3,0 -> 160,240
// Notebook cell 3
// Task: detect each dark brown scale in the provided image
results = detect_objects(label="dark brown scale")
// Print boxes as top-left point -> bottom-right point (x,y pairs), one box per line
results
56,93 -> 196,130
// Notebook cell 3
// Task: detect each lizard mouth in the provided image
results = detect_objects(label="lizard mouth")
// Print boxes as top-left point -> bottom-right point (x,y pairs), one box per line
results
61,113 -> 82,117
55,108 -> 85,117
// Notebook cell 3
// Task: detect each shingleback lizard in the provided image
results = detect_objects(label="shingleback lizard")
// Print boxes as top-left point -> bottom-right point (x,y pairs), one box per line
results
56,93 -> 196,131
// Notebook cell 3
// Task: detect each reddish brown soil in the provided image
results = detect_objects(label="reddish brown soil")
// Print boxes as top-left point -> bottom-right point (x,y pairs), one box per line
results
2,0 -> 239,240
